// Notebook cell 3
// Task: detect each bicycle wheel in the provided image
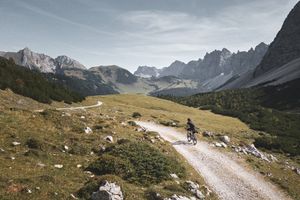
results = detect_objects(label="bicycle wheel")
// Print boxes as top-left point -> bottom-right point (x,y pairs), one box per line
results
187,132 -> 191,142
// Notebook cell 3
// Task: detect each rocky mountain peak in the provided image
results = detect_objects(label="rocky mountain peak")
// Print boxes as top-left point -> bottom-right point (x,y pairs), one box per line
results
55,55 -> 86,70
254,1 -> 300,77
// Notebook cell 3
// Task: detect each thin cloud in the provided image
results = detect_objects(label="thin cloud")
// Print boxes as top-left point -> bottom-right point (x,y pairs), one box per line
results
17,1 -> 117,37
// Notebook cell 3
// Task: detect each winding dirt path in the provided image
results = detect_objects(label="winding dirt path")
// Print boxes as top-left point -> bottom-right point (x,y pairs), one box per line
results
136,121 -> 291,200
34,101 -> 103,112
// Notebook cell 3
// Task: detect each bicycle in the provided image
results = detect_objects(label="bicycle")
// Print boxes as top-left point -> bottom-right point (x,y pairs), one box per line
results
187,130 -> 197,145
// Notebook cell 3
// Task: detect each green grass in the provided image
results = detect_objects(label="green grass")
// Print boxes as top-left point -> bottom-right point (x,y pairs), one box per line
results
0,92 -> 217,200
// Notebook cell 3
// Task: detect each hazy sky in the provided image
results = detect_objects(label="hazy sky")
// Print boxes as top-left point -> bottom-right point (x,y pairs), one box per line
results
0,0 -> 298,72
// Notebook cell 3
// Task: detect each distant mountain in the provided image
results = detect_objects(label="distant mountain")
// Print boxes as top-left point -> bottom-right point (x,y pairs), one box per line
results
219,1 -> 300,90
134,60 -> 186,79
159,60 -> 186,77
134,66 -> 160,78
1,48 -> 86,73
254,2 -> 300,78
134,43 -> 268,87
181,43 -> 268,81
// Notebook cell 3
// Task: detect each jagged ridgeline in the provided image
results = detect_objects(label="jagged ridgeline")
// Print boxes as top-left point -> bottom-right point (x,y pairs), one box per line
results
0,57 -> 84,104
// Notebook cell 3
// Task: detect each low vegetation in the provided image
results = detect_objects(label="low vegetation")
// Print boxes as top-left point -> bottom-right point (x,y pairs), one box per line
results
0,92 -> 218,199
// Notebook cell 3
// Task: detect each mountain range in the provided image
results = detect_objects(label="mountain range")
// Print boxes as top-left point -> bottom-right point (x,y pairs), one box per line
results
1,2 -> 300,97
0,42 -> 269,97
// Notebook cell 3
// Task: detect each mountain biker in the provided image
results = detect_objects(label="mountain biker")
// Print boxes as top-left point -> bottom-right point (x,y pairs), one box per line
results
187,118 -> 196,134
186,118 -> 197,144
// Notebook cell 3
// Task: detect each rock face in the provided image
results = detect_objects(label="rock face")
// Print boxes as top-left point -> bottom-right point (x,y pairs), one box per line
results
181,44 -> 268,82
91,181 -> 123,200
55,55 -> 86,71
134,66 -> 161,78
134,43 -> 268,93
254,1 -> 300,78
1,48 -> 86,73
159,60 -> 186,78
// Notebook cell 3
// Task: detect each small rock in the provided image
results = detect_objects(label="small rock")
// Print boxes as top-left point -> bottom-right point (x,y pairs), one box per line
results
70,193 -> 78,199
293,168 -> 300,175
80,116 -> 85,119
0,148 -> 5,152
10,156 -> 15,160
63,145 -> 69,151
121,122 -> 127,126
195,190 -> 205,199
84,127 -> 93,134
220,135 -> 230,144
27,188 -> 32,194
104,136 -> 114,143
220,142 -> 227,148
37,162 -> 46,167
35,187 -> 40,190
54,164 -> 63,169
12,142 -> 21,146
202,131 -> 214,137
77,164 -> 82,168
150,139 -> 155,143
170,173 -> 179,179
91,181 -> 123,200
201,185 -> 212,196
214,142 -> 222,147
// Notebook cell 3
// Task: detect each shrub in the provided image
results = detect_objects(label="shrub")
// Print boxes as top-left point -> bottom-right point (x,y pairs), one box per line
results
86,155 -> 134,179
105,141 -> 186,185
26,138 -> 42,149
132,112 -> 142,118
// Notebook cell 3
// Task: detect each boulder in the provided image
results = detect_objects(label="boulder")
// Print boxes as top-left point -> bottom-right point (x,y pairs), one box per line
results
170,173 -> 179,179
220,135 -> 230,144
91,181 -> 123,200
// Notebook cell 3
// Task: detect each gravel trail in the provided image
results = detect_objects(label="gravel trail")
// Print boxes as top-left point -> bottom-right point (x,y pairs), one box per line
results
136,121 -> 291,200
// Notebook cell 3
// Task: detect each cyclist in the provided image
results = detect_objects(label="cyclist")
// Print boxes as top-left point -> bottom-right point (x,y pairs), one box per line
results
187,118 -> 196,134
186,118 -> 197,144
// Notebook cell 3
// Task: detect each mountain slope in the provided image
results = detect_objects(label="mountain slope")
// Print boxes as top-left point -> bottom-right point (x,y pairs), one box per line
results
0,57 -> 84,103
254,1 -> 300,78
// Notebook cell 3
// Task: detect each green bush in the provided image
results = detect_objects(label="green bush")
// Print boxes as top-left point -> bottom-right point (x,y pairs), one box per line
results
26,138 -> 42,149
86,155 -> 134,179
89,141 -> 186,186
105,141 -> 186,185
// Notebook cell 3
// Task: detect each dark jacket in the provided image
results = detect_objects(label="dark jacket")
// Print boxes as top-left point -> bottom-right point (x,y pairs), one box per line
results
187,121 -> 196,132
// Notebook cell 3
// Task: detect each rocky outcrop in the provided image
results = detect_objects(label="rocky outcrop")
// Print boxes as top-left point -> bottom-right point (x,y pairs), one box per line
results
254,2 -> 300,78
134,66 -> 161,78
91,181 -> 123,200
181,44 -> 268,82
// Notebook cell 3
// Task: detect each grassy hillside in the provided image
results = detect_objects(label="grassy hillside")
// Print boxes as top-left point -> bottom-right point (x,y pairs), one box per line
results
157,79 -> 300,156
0,57 -> 84,104
1,92 -> 299,199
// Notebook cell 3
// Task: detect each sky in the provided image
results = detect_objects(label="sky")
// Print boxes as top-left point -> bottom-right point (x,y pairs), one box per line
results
0,0 -> 298,72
